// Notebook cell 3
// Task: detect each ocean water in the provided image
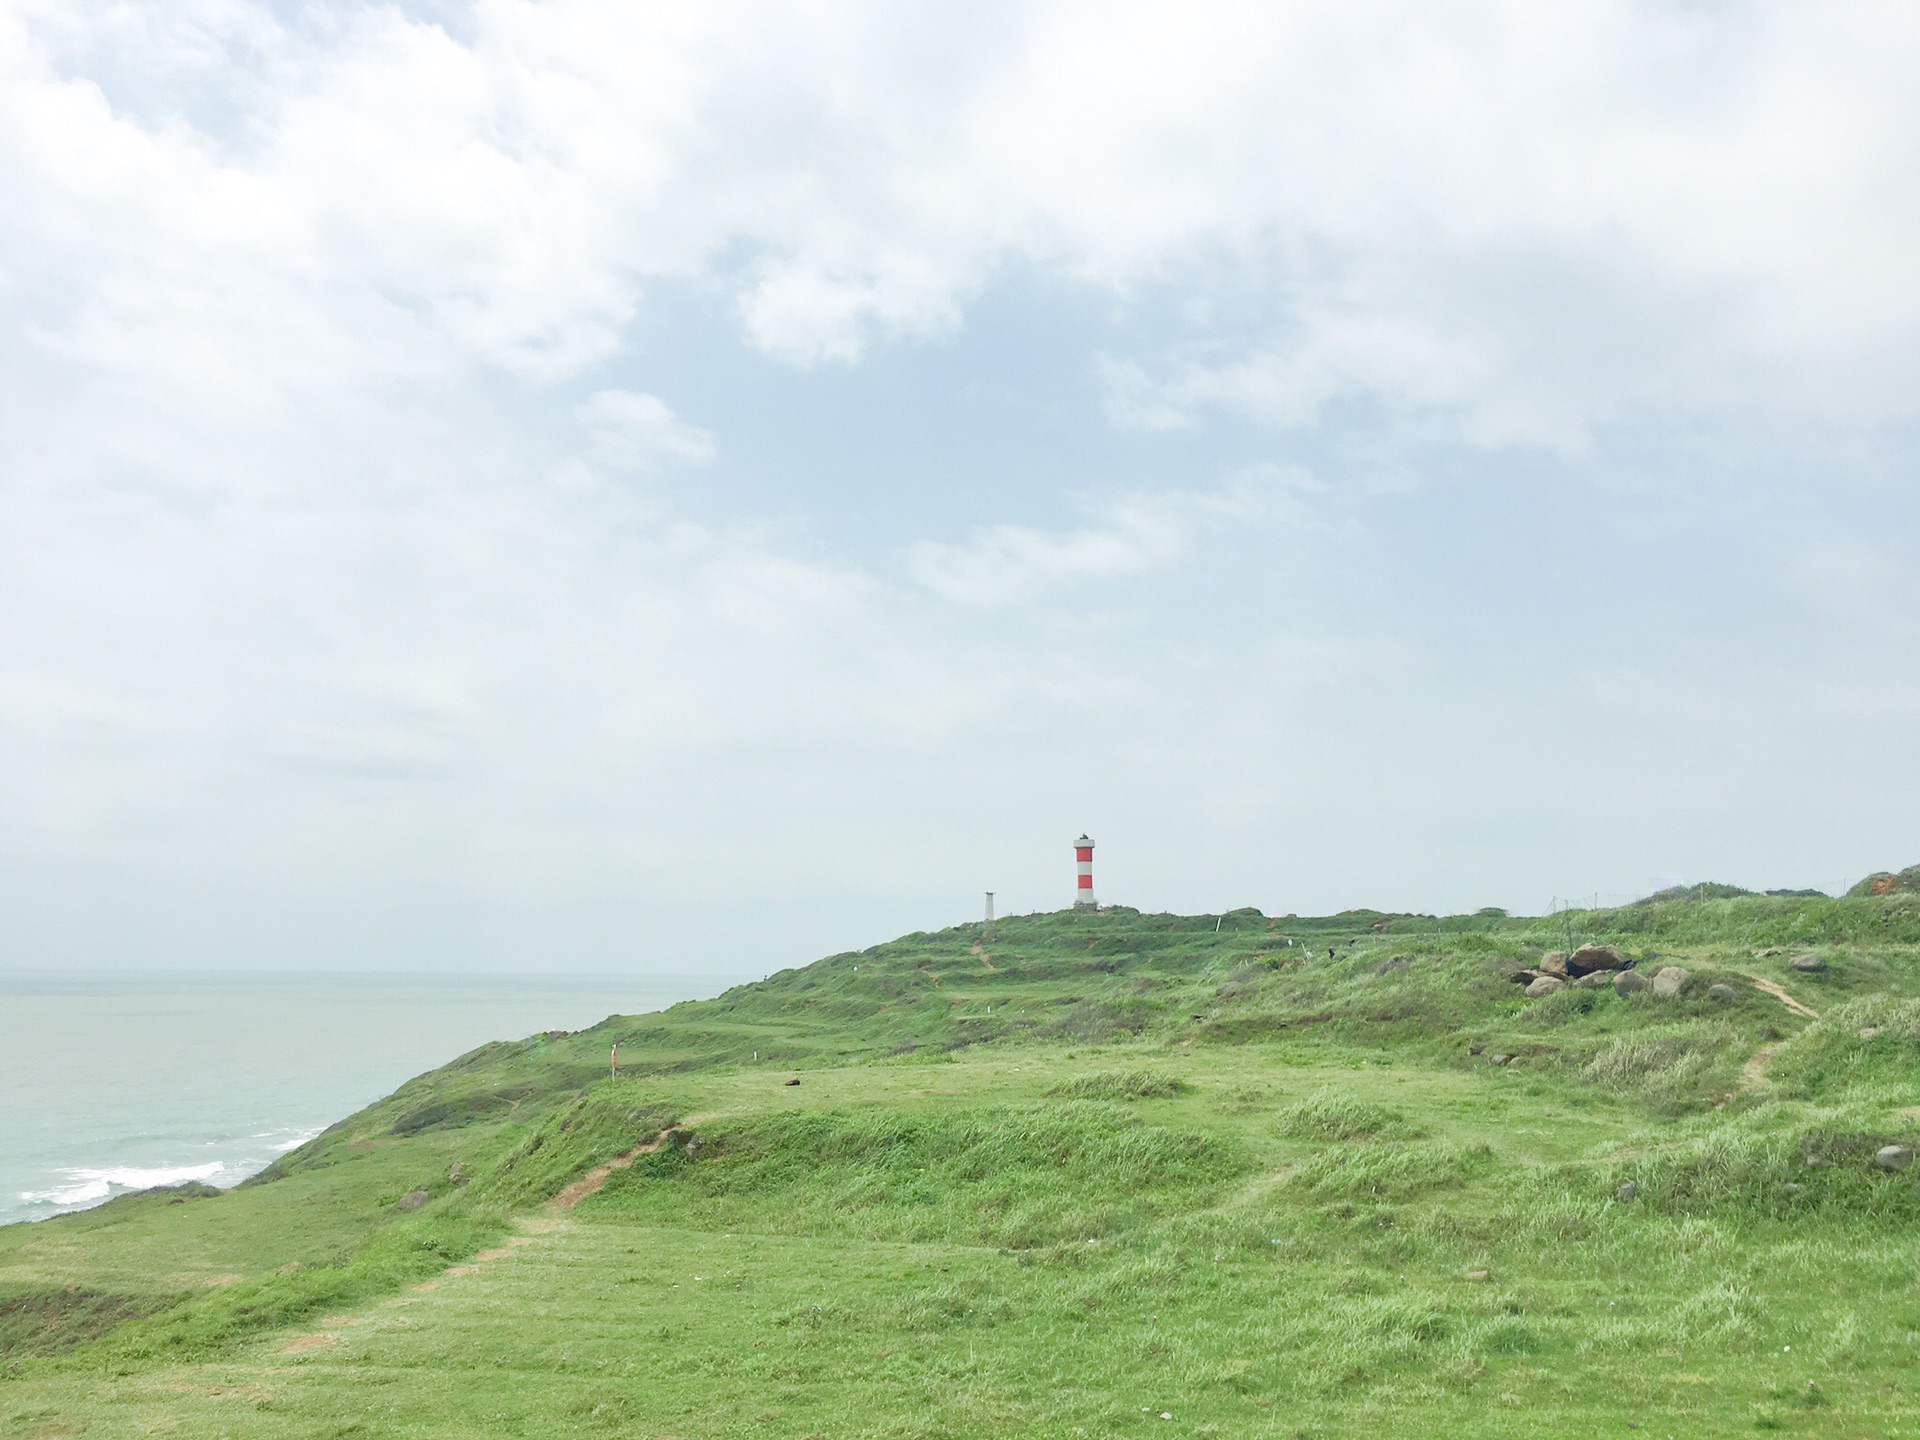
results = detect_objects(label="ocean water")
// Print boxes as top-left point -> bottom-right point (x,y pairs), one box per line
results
0,970 -> 732,1228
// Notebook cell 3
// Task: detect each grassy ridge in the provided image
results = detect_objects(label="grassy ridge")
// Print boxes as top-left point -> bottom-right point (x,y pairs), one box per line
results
4,891 -> 1920,1435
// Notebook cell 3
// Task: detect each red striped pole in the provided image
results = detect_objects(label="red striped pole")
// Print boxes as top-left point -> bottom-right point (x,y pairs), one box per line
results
1074,834 -> 1096,910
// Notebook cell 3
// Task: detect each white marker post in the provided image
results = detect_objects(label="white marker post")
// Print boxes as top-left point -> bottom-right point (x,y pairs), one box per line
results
610,1044 -> 618,1080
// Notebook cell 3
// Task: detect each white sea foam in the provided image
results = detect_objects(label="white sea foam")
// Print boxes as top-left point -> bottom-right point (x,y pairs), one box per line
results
20,1161 -> 227,1209
15,1131 -> 322,1214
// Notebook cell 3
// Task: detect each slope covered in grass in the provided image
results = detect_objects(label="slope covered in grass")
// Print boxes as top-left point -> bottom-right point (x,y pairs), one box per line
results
4,889 -> 1920,1436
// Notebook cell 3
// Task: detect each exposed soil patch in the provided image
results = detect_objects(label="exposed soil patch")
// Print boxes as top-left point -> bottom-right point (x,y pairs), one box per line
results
1744,975 -> 1819,1019
548,1132 -> 670,1212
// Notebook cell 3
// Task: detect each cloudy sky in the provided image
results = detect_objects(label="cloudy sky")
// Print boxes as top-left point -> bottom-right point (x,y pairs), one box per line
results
5,1 -> 1919,974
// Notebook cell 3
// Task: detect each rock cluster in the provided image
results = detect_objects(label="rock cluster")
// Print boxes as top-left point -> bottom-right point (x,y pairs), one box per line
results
1507,951 -> 1738,1003
1508,944 -> 1632,994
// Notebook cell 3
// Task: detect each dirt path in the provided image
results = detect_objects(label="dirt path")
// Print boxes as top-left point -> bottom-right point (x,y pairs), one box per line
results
1720,976 -> 1818,1099
1738,1045 -> 1778,1090
1742,974 -> 1820,1020
548,1127 -> 682,1212
279,1125 -> 701,1355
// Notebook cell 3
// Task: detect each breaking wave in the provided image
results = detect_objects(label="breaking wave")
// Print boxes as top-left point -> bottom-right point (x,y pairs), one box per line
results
15,1128 -> 319,1215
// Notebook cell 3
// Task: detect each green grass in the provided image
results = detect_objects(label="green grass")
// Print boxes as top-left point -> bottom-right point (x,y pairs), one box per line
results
5,891 -> 1920,1435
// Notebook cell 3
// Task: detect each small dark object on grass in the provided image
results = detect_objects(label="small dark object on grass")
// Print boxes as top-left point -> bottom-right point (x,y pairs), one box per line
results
785,1078 -> 801,1087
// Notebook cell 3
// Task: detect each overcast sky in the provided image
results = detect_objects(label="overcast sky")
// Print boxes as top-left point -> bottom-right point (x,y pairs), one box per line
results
5,1 -> 1919,974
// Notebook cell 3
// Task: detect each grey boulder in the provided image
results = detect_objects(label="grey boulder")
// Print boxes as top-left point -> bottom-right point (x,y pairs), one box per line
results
1613,969 -> 1649,997
1650,967 -> 1690,999
1526,975 -> 1567,997
1789,954 -> 1827,973
394,1188 -> 431,1211
1875,1145 -> 1913,1173
1569,944 -> 1629,975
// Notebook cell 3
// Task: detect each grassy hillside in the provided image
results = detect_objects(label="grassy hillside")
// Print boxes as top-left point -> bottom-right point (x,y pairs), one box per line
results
5,892 -> 1920,1436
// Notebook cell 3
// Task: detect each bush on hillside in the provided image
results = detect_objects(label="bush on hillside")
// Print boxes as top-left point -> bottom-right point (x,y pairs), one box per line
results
1847,865 -> 1920,897
592,1104 -> 1243,1247
1578,1024 -> 1738,1111
1276,1089 -> 1425,1142
1634,882 -> 1757,904
1291,1139 -> 1492,1202
1047,1070 -> 1191,1101
1604,1126 -> 1920,1221
1766,996 -> 1920,1096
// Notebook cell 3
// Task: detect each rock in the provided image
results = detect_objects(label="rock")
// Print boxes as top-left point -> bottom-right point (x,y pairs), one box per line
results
784,1077 -> 802,1086
1489,1053 -> 1512,1066
1526,975 -> 1567,997
394,1188 -> 431,1212
1569,944 -> 1629,975
1468,1042 -> 1485,1055
1859,1027 -> 1881,1040
1509,969 -> 1543,986
1465,1267 -> 1492,1282
1614,1182 -> 1638,1203
448,1163 -> 467,1185
1537,952 -> 1570,978
1874,1145 -> 1913,1172
1708,983 -> 1736,1003
1789,954 -> 1827,973
1576,972 -> 1612,989
1613,969 -> 1649,996
1650,966 -> 1690,998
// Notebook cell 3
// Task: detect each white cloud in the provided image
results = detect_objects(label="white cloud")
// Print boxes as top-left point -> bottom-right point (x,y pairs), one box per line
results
10,0 -> 1918,441
579,390 -> 715,472
907,467 -> 1321,607
5,1 -> 1920,969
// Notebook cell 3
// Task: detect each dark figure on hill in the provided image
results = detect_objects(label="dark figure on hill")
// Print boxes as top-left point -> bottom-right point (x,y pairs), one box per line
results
1328,947 -> 1335,961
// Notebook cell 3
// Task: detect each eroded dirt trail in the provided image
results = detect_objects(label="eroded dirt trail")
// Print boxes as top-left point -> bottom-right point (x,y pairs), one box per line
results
1744,974 -> 1819,1020
547,1135 -> 668,1212
1738,1045 -> 1778,1090
279,1124 -> 701,1355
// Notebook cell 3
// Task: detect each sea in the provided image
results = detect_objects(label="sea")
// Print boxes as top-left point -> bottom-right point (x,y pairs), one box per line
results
0,970 -> 736,1229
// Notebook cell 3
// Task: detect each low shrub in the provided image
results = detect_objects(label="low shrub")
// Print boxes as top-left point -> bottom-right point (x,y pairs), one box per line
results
1047,1070 -> 1190,1101
1276,1089 -> 1425,1142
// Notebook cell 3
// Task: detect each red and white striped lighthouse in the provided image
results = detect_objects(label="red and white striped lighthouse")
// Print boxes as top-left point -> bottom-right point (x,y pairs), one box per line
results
1073,834 -> 1096,909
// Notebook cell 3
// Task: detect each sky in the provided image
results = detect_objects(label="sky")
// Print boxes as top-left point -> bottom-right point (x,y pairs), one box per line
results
4,0 -> 1920,975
